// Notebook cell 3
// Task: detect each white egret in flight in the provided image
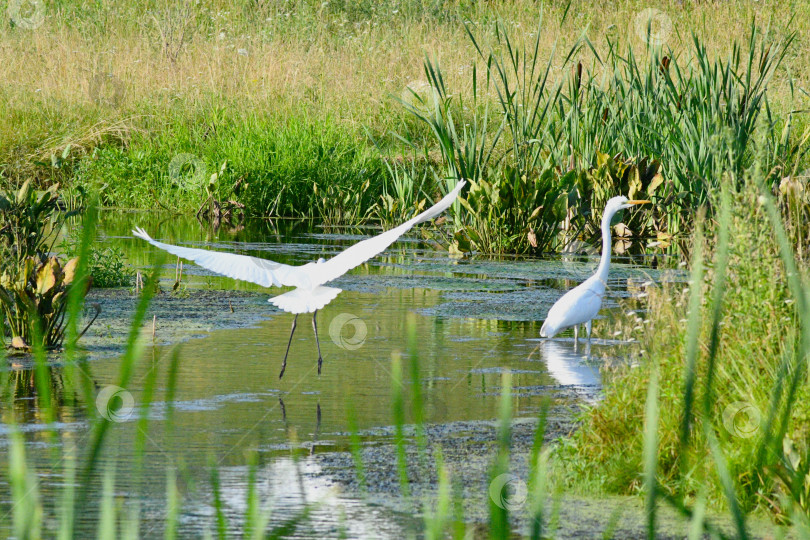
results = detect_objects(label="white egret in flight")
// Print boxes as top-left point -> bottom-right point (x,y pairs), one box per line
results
133,181 -> 466,378
540,196 -> 650,342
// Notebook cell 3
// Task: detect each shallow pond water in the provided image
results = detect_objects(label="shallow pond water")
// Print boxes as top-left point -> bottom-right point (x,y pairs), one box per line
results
1,212 -> 684,537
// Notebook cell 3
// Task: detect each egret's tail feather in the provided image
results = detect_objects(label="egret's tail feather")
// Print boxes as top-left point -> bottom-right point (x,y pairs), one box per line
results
270,286 -> 342,314
132,227 -> 151,241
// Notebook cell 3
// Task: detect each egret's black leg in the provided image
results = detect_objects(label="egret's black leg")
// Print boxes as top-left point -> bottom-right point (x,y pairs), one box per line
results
279,314 -> 298,379
312,310 -> 323,374
311,402 -> 322,456
279,397 -> 287,423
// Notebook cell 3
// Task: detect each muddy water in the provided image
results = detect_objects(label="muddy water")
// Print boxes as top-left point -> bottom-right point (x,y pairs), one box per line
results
0,212 -> 682,538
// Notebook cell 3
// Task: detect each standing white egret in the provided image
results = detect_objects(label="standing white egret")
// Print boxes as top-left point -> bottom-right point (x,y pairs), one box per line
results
133,181 -> 465,378
540,196 -> 650,342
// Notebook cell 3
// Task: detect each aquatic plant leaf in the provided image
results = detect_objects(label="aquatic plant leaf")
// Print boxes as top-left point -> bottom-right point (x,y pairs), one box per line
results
63,257 -> 79,285
36,259 -> 58,296
16,179 -> 31,204
647,173 -> 664,195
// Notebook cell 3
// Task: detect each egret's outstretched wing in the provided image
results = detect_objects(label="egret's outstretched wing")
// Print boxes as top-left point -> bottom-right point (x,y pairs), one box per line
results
133,180 -> 464,290
131,227 -> 305,288
308,180 -> 465,287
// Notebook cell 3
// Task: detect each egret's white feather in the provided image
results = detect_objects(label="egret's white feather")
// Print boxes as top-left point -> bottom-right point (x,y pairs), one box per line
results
269,286 -> 342,314
303,181 -> 465,286
132,227 -> 306,288
540,276 -> 605,338
132,180 -> 465,314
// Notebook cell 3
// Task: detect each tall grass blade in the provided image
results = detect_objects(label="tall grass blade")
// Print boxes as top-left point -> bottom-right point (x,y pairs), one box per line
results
390,351 -> 411,499
677,212 -> 704,480
528,397 -> 550,540
97,464 -> 117,540
57,444 -> 77,540
705,426 -> 748,539
686,493 -> 707,540
346,401 -> 367,494
642,366 -> 659,539
9,429 -> 42,539
165,467 -> 179,540
701,185 -> 731,415
488,370 -> 513,539
209,460 -> 229,539
425,450 -> 451,540
80,251 -> 164,494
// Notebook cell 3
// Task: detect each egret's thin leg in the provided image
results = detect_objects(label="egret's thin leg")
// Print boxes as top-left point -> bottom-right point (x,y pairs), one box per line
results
586,319 -> 592,342
279,314 -> 298,379
312,310 -> 323,374
574,325 -> 578,344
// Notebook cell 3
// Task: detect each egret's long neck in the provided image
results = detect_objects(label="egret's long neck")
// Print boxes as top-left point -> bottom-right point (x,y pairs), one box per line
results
595,207 -> 614,283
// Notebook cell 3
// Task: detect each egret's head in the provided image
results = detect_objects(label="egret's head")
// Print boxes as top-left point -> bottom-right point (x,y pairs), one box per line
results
606,195 -> 651,213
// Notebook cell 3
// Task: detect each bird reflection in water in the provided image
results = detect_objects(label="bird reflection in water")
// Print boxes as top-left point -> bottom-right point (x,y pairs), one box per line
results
278,397 -> 322,455
535,339 -> 601,389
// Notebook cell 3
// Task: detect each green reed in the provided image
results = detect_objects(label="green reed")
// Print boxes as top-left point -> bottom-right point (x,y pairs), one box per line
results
408,16 -> 802,247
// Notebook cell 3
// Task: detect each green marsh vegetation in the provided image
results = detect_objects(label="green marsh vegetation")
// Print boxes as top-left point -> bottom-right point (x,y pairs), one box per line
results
4,0 -> 810,537
2,1 -> 809,251
0,180 -> 85,350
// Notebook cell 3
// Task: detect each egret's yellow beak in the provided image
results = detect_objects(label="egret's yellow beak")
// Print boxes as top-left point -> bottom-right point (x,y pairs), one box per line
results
626,199 -> 651,205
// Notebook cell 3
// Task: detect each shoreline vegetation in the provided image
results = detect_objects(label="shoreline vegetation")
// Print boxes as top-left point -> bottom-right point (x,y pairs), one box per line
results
2,0 -> 810,537
3,2 -> 808,242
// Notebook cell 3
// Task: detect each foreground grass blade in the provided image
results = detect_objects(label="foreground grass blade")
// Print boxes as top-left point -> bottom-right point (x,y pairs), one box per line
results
57,444 -> 77,540
528,397 -> 550,540
209,459 -> 228,539
677,213 -> 704,486
701,186 -> 731,417
425,450 -> 451,539
488,370 -> 513,539
165,467 -> 179,540
80,250 -> 164,496
643,366 -> 659,539
346,401 -> 368,494
98,464 -> 117,540
391,351 -> 411,499
705,426 -> 748,539
9,429 -> 42,539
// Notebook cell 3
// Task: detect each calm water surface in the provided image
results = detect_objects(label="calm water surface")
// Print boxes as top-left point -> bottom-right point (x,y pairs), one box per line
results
0,212 -> 681,537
